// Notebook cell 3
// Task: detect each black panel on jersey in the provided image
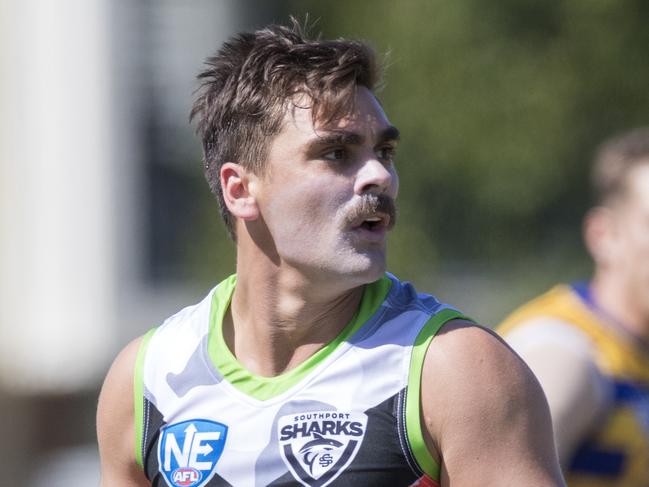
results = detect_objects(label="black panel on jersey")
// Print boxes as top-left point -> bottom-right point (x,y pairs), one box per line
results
143,397 -> 165,481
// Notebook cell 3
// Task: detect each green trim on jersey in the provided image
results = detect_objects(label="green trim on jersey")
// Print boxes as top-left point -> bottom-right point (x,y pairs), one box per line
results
405,309 -> 470,480
207,274 -> 392,401
134,328 -> 157,469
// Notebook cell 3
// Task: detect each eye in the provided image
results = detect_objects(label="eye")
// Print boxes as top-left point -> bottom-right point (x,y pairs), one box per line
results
377,145 -> 396,163
321,148 -> 347,161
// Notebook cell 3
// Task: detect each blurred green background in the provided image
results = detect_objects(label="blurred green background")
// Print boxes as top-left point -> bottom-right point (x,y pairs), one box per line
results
180,0 -> 649,326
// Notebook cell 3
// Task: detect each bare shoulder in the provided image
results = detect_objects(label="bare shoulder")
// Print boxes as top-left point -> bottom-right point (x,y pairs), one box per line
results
422,319 -> 564,486
422,320 -> 543,441
97,336 -> 150,486
425,319 -> 537,397
502,317 -> 612,462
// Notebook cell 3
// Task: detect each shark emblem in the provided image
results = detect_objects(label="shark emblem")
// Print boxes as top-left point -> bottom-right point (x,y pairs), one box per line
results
278,410 -> 368,487
298,433 -> 344,474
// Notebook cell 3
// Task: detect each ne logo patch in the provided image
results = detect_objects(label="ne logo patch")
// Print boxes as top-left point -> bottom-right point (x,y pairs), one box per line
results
158,419 -> 228,487
278,410 -> 367,487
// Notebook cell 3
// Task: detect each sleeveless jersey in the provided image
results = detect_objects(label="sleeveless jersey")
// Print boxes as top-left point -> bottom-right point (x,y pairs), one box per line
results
135,273 -> 466,487
498,284 -> 649,487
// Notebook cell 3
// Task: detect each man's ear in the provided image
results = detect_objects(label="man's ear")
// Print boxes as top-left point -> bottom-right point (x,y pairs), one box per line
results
220,162 -> 259,221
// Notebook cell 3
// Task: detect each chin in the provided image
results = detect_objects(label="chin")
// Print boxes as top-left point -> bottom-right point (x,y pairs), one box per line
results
342,255 -> 387,284
297,246 -> 387,285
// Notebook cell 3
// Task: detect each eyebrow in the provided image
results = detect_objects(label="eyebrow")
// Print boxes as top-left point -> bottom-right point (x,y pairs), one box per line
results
308,125 -> 401,150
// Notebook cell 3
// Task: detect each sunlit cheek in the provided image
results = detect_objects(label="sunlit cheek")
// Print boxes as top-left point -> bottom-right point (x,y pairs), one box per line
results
282,202 -> 336,245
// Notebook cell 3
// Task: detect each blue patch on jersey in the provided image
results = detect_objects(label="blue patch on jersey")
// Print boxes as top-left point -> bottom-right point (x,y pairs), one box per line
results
158,419 -> 228,487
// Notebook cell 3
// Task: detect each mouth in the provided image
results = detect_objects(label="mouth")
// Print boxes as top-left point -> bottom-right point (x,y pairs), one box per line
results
355,214 -> 389,232
343,194 -> 397,242
350,212 -> 391,242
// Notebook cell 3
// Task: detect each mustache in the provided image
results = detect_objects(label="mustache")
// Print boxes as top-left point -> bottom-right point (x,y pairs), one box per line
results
343,193 -> 397,230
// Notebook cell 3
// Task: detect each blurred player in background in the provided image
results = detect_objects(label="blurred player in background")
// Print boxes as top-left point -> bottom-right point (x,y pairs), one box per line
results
499,127 -> 649,486
98,20 -> 564,486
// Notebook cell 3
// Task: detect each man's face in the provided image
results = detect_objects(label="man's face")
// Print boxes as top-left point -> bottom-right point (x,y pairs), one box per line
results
607,162 -> 649,323
251,86 -> 399,287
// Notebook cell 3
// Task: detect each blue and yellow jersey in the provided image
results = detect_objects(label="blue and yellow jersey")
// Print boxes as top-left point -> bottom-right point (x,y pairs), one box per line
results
499,283 -> 649,487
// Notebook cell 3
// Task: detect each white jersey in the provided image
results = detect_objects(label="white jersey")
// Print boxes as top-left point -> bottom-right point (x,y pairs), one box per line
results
135,273 -> 465,487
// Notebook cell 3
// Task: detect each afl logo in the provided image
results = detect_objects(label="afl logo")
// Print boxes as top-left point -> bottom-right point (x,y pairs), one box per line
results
172,467 -> 201,486
158,419 -> 228,487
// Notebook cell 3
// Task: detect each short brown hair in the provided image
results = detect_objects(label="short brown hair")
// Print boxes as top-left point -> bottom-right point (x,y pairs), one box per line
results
190,20 -> 380,239
592,127 -> 649,206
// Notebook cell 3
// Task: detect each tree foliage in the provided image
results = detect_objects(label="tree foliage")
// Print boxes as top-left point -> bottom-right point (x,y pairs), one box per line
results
280,0 -> 649,280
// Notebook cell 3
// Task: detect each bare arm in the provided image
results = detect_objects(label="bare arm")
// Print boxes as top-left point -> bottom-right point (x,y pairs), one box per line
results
97,336 -> 150,487
504,318 -> 611,463
422,320 -> 565,486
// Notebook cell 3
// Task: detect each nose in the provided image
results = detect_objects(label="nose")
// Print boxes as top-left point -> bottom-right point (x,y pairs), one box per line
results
354,157 -> 398,197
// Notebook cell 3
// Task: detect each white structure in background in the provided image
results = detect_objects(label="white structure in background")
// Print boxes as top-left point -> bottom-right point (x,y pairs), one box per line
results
0,0 -> 116,392
0,0 -> 260,394
0,4 -> 272,485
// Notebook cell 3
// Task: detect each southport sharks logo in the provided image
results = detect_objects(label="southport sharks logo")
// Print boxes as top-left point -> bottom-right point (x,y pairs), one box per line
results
278,410 -> 367,487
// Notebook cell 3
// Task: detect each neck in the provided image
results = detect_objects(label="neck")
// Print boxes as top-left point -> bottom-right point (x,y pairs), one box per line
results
590,273 -> 649,343
223,240 -> 365,377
